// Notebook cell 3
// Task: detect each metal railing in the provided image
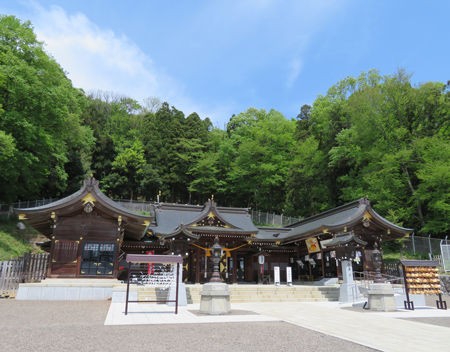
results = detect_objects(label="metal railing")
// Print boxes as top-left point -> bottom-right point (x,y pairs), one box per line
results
2,198 -> 301,226
403,234 -> 447,257
250,210 -> 301,227
354,271 -> 405,298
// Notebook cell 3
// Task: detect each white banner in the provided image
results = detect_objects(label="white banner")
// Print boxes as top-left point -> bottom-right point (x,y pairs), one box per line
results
274,266 -> 280,286
286,266 -> 292,286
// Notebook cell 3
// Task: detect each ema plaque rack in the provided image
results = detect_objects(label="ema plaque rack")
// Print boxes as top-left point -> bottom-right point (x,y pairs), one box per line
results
124,254 -> 183,315
400,259 -> 447,311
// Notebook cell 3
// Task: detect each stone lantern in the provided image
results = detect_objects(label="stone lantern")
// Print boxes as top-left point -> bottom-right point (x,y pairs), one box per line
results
372,242 -> 384,283
199,236 -> 230,314
209,237 -> 223,283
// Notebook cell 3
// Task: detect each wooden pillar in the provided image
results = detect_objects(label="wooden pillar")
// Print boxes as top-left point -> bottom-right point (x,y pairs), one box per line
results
321,250 -> 325,278
195,247 -> 201,284
232,251 -> 237,284
48,237 -> 55,277
244,255 -> 253,282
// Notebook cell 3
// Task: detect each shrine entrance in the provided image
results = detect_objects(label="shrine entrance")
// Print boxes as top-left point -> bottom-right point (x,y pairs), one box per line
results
80,242 -> 116,276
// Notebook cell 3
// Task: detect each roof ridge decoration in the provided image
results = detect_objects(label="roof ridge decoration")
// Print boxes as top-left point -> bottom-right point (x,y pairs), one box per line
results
84,175 -> 99,192
187,198 -> 238,229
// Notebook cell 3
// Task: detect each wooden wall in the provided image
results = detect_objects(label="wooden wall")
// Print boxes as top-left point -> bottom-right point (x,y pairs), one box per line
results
49,211 -> 119,278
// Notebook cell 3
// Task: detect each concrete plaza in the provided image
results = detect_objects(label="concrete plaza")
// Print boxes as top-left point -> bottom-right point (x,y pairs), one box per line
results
1,298 -> 449,352
107,300 -> 450,352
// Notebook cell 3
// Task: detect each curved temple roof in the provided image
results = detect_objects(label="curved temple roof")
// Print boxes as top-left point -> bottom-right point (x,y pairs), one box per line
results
15,177 -> 151,240
15,178 -> 412,244
147,198 -> 412,244
147,199 -> 258,239
282,198 -> 412,243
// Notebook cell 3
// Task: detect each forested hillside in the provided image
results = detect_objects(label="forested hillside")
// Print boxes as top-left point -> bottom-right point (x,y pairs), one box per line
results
1,16 -> 449,236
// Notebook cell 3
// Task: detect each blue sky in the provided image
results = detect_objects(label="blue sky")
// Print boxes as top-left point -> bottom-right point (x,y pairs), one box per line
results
1,0 -> 449,127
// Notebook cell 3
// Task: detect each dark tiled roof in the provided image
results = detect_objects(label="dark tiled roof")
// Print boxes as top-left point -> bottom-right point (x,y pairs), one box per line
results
15,178 -> 149,219
285,198 -> 412,241
286,200 -> 364,238
16,177 -> 412,244
15,177 -> 151,239
149,201 -> 258,237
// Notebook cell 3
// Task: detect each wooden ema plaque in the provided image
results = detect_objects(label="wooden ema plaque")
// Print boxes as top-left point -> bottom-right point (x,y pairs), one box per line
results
404,265 -> 441,295
400,260 -> 446,310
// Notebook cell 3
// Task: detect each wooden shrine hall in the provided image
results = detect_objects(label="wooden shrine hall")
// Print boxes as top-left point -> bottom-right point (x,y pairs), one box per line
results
16,177 -> 412,283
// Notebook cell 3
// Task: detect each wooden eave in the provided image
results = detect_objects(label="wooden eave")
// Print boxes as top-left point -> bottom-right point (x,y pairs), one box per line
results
281,198 -> 412,244
15,177 -> 151,240
187,226 -> 256,236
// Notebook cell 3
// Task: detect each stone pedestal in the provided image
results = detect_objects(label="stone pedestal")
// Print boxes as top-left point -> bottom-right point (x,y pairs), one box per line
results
367,283 -> 396,311
199,283 -> 230,315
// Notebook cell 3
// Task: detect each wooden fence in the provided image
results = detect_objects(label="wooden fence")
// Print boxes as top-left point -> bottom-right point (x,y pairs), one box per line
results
0,253 -> 49,298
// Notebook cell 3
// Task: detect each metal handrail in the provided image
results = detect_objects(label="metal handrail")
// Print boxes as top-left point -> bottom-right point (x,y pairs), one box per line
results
353,270 -> 405,296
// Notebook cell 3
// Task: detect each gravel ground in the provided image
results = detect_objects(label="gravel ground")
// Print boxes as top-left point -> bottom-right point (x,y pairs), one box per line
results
0,300 -> 378,352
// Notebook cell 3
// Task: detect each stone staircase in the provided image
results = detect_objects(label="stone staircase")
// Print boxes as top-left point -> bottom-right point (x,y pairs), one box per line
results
138,284 -> 339,304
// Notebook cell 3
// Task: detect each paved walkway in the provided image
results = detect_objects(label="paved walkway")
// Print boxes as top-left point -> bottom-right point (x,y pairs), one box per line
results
106,300 -> 450,352
246,302 -> 450,352
0,300 -> 375,352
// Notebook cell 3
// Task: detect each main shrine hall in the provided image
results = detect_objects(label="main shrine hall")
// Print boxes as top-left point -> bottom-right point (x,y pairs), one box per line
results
16,177 -> 412,284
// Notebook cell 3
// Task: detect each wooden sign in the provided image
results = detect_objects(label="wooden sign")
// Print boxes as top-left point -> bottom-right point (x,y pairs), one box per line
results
305,237 -> 320,254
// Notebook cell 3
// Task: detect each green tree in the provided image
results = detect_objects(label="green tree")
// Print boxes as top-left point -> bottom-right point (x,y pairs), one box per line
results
102,140 -> 149,200
226,108 -> 295,210
188,128 -> 232,204
285,136 -> 329,216
415,137 -> 450,234
326,71 -> 449,233
139,103 -> 212,203
0,15 -> 93,201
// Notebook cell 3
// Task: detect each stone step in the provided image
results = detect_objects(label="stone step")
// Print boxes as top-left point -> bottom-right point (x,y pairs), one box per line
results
137,285 -> 339,304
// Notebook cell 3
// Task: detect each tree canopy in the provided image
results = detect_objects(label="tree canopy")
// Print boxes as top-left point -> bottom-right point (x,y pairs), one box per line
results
0,15 -> 93,201
1,16 -> 449,236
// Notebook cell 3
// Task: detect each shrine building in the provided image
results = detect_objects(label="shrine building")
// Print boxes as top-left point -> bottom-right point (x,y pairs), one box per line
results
16,177 -> 412,283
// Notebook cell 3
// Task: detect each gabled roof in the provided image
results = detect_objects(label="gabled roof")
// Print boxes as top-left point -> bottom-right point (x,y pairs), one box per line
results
16,178 -> 412,247
283,198 -> 412,243
148,199 -> 258,238
15,177 -> 151,240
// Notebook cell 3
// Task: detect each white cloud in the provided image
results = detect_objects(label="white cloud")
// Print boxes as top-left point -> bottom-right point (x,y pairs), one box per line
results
17,1 -> 349,125
33,6 -> 157,96
286,58 -> 303,88
28,4 -> 224,124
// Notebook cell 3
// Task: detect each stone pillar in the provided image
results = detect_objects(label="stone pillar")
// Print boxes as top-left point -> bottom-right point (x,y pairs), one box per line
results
167,263 -> 187,306
195,247 -> 201,284
339,260 -> 363,303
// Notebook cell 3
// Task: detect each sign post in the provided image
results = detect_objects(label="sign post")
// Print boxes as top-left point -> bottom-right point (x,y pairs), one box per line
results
274,266 -> 280,286
258,255 -> 265,284
286,266 -> 292,286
